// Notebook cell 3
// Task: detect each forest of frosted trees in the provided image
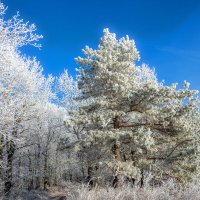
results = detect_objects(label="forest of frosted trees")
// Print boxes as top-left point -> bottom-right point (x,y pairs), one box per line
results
0,3 -> 200,200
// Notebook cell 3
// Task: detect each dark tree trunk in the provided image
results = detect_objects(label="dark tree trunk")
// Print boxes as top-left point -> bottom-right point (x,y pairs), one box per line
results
112,143 -> 122,188
140,169 -> 144,188
0,134 -> 4,178
4,140 -> 15,197
35,144 -> 41,189
28,150 -> 33,190
0,134 -> 4,160
81,165 -> 85,179
112,116 -> 122,188
86,166 -> 93,188
43,155 -> 49,190
131,178 -> 136,186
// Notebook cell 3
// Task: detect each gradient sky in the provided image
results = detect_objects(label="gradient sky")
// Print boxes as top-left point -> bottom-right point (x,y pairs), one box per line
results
3,0 -> 200,89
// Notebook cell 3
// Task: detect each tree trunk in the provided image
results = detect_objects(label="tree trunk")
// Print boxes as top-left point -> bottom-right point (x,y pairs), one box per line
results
0,134 -> 4,179
87,166 -> 93,188
0,134 -> 4,159
4,140 -> 15,198
53,150 -> 59,186
35,144 -> 41,189
112,116 -> 122,188
140,169 -> 144,188
113,143 -> 121,188
28,150 -> 33,190
17,152 -> 22,190
43,154 -> 49,190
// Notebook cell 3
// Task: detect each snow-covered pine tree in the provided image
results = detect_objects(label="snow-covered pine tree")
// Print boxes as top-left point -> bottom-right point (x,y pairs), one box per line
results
72,28 -> 200,187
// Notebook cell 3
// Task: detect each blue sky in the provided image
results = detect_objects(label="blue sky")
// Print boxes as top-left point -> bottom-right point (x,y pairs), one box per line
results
3,0 -> 200,89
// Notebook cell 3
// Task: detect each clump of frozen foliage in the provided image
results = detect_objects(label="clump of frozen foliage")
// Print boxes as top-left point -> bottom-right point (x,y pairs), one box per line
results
69,28 -> 200,187
68,179 -> 200,200
55,69 -> 79,111
0,3 -> 42,48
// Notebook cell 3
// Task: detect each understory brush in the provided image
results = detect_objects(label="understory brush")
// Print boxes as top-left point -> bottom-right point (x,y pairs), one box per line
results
68,180 -> 200,200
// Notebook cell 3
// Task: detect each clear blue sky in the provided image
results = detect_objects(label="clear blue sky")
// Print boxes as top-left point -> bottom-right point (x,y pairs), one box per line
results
3,0 -> 200,89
